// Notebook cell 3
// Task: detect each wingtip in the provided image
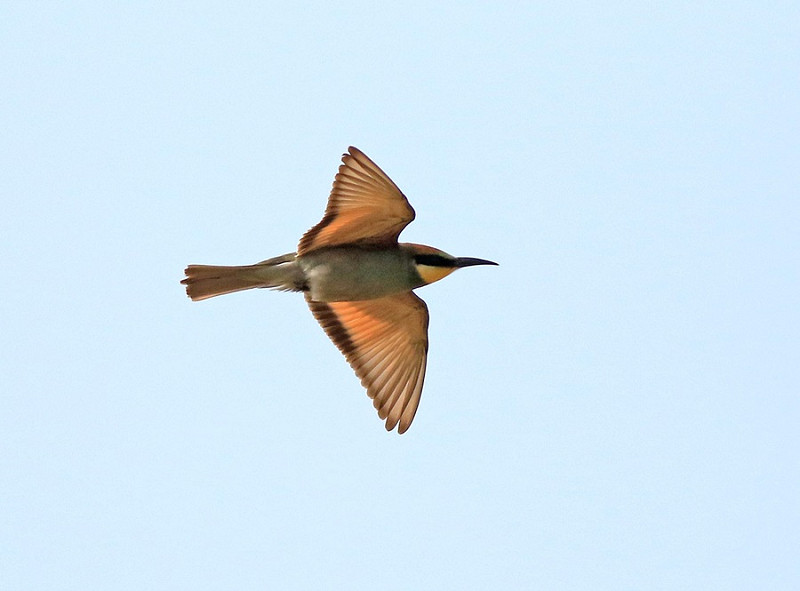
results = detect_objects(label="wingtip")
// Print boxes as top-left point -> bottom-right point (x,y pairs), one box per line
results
344,146 -> 368,165
344,146 -> 360,161
385,418 -> 409,435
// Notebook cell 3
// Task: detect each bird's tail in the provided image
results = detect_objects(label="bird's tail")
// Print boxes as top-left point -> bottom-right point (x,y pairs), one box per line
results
181,253 -> 304,301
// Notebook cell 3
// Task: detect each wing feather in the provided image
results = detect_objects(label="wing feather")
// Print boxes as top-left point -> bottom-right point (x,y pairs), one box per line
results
380,362 -> 418,422
398,363 -> 426,432
306,292 -> 429,433
298,147 -> 415,254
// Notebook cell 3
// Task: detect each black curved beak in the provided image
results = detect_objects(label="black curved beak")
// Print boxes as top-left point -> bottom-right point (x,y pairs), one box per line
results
454,257 -> 499,268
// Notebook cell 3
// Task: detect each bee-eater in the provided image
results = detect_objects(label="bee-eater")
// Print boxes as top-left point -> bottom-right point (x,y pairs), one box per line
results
182,147 -> 497,433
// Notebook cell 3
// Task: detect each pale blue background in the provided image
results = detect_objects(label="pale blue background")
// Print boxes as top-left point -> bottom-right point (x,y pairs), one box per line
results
2,3 -> 798,589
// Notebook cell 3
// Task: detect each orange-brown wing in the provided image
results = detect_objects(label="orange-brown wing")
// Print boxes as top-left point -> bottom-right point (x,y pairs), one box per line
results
297,147 -> 415,255
306,292 -> 429,434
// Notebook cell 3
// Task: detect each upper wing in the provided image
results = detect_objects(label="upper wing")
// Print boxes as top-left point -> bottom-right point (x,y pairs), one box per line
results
297,147 -> 415,255
306,292 -> 429,434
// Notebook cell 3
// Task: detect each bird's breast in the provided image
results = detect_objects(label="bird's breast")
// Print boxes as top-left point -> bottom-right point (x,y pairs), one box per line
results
298,247 -> 422,302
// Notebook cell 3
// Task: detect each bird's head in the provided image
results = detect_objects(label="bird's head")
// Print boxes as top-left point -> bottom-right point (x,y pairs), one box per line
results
403,243 -> 498,286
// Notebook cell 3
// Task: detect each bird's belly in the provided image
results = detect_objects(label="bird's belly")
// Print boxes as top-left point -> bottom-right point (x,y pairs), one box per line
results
299,248 -> 419,302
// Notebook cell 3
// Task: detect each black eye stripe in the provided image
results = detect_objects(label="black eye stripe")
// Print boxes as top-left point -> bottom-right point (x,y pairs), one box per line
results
414,254 -> 454,267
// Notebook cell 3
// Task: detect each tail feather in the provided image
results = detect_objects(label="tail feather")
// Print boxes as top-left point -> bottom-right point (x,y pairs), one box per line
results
181,253 -> 303,301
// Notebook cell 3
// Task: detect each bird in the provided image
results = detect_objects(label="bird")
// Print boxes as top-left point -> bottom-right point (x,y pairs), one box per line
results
181,147 -> 497,433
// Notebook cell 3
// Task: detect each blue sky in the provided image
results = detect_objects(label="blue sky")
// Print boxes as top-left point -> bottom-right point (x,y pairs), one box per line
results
2,3 -> 798,589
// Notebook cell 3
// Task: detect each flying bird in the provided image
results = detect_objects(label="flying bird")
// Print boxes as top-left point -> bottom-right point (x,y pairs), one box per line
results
182,147 -> 497,433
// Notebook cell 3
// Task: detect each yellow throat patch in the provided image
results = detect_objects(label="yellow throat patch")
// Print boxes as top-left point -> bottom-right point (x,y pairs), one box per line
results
416,263 -> 456,286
